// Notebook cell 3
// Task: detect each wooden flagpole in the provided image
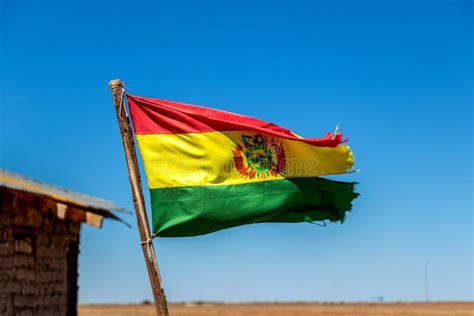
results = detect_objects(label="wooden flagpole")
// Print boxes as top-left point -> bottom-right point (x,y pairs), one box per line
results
108,79 -> 169,316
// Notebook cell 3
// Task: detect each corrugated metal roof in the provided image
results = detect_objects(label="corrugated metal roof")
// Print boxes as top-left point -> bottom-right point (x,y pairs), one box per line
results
0,169 -> 128,214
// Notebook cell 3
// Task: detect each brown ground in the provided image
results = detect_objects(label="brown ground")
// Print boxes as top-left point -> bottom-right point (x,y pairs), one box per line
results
79,302 -> 474,316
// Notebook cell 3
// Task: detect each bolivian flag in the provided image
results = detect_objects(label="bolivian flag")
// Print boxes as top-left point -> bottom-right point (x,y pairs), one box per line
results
127,94 -> 358,237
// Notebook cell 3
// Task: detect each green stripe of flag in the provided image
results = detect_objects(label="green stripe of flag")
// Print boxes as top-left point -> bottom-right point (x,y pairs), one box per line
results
150,178 -> 358,237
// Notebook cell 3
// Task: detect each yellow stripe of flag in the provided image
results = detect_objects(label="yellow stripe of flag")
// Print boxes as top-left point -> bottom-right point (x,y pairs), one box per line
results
137,131 -> 354,189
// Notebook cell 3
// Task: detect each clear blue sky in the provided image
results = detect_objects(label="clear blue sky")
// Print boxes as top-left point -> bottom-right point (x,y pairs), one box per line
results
1,0 -> 472,303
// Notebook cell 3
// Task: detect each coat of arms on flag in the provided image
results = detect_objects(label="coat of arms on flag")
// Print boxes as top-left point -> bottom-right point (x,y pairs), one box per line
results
233,133 -> 286,179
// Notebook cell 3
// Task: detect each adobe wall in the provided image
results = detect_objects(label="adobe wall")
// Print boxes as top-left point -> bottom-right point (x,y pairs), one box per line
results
0,189 -> 80,316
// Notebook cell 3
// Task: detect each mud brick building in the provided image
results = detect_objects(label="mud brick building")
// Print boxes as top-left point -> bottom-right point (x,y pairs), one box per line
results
0,170 -> 126,316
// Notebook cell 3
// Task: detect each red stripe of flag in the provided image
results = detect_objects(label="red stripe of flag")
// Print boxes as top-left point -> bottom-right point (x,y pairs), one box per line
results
127,94 -> 343,147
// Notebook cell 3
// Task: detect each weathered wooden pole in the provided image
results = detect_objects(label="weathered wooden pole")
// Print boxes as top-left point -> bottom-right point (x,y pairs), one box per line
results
108,79 -> 169,316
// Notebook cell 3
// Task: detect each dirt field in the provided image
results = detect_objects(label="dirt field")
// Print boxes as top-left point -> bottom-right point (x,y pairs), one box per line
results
79,302 -> 474,316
